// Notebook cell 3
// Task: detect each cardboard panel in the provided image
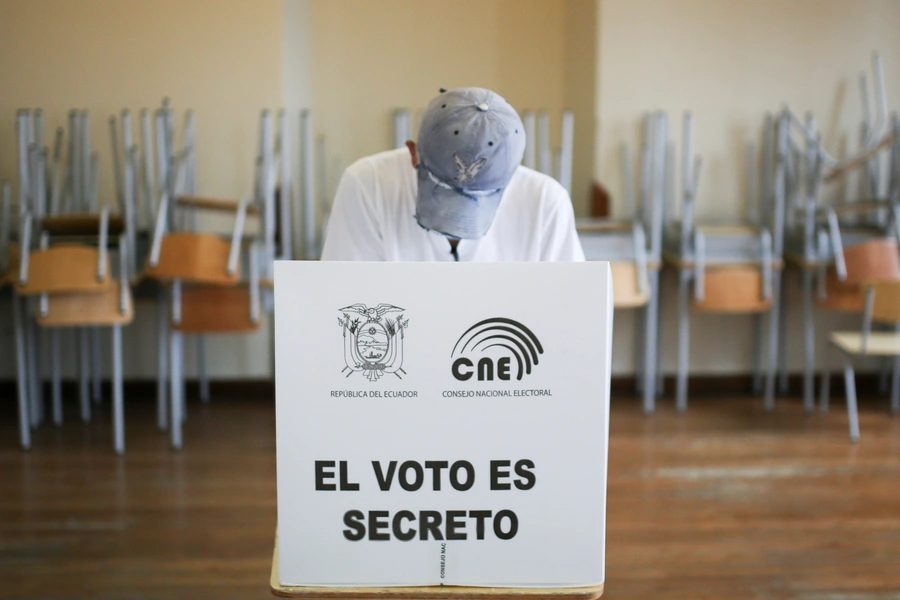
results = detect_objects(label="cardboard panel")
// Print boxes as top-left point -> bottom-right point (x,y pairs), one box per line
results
274,262 -> 612,588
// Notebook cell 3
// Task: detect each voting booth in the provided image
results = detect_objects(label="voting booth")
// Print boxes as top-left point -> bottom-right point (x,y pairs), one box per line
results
273,262 -> 612,596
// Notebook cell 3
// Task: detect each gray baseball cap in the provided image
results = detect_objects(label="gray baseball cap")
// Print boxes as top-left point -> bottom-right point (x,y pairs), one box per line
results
415,87 -> 526,239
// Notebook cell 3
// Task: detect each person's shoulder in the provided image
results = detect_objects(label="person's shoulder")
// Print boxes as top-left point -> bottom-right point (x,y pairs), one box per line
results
345,147 -> 409,180
507,165 -> 571,207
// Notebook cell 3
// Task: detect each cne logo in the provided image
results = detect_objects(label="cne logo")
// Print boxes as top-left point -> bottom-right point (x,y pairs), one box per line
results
451,318 -> 544,382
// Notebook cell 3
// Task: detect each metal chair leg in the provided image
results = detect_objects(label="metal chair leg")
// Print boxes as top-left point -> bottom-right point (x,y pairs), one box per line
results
198,334 -> 210,403
777,274 -> 789,395
157,288 -> 169,432
112,325 -> 125,455
752,313 -> 764,396
13,295 -> 32,450
763,272 -> 781,413
843,357 -> 860,443
26,317 -> 41,428
802,270 -> 816,413
676,269 -> 691,413
78,327 -> 91,423
634,319 -> 646,397
642,270 -> 660,414
169,330 -> 184,450
51,330 -> 62,426
91,326 -> 102,403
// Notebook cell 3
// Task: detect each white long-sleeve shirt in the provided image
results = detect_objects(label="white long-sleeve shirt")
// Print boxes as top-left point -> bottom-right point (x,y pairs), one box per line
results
320,148 -> 585,262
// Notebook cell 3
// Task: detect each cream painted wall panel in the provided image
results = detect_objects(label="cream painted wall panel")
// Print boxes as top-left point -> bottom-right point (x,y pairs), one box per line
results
282,0 -> 314,257
597,0 -> 900,375
496,0 -> 566,134
563,0 -> 597,215
308,0 -> 500,167
0,0 -> 282,202
304,0 -> 569,199
0,0 -> 283,379
598,0 -> 900,220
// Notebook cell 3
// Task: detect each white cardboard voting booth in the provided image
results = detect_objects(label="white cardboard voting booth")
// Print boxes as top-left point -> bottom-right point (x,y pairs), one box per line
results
274,261 -> 612,591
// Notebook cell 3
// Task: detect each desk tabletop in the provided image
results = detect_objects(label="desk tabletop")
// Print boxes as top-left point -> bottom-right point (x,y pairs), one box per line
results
270,539 -> 604,600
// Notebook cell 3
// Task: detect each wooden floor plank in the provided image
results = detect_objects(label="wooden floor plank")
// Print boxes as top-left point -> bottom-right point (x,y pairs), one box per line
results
1,393 -> 899,599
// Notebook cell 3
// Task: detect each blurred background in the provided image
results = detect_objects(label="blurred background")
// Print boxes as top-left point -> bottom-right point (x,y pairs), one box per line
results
1,0 -> 898,381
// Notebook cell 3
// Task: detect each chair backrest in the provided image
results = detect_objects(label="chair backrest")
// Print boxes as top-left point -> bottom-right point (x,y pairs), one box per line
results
172,285 -> 259,333
842,238 -> 900,285
869,280 -> 900,323
817,270 -> 865,312
692,266 -> 771,313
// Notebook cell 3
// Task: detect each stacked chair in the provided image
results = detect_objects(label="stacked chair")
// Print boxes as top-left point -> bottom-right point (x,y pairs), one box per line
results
663,111 -> 787,413
781,52 -> 900,415
577,111 -> 667,413
820,280 -> 900,441
11,108 -> 134,453
140,101 -> 292,449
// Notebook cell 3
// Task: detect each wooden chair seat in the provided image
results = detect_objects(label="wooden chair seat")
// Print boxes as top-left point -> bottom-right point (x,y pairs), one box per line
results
172,285 -> 260,333
830,331 -> 900,357
817,239 -> 900,311
37,285 -> 134,327
144,232 -> 239,285
611,261 -> 650,308
693,266 -> 771,313
16,245 -> 113,296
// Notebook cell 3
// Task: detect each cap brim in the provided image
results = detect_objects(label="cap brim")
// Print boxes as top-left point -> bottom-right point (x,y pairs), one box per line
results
414,167 -> 504,240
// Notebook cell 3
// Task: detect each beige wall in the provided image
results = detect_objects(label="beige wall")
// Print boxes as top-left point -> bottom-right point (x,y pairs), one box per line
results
598,0 -> 900,374
4,0 -> 897,380
598,0 -> 900,219
0,0 -> 284,378
563,0 -> 598,215
300,0 -> 574,207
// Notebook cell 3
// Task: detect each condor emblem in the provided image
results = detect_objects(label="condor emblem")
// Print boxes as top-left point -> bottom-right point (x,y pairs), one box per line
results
338,304 -> 409,382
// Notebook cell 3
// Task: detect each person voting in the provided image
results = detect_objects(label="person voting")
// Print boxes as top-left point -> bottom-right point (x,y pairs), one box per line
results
320,87 -> 584,262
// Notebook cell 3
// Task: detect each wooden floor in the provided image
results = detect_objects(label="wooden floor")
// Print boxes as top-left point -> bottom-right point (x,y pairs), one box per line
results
2,391 -> 899,599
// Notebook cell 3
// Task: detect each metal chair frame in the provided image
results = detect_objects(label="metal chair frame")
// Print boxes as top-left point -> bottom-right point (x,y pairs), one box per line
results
780,52 -> 900,411
663,110 -> 788,413
578,111 -> 666,413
